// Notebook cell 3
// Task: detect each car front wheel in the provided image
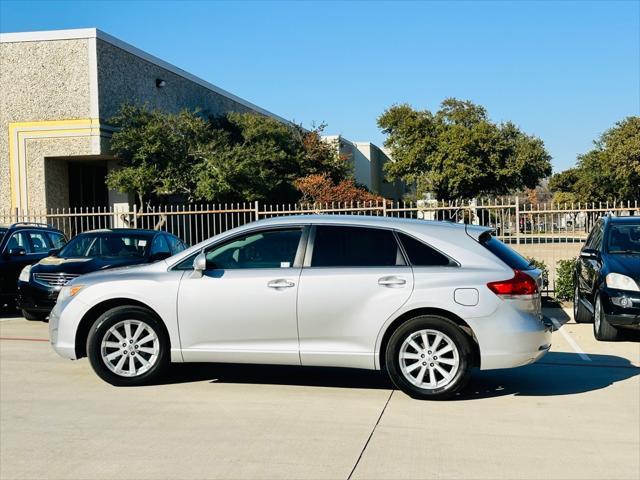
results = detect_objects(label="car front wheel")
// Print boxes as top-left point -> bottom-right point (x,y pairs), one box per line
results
385,315 -> 473,400
573,285 -> 592,323
593,295 -> 619,341
87,306 -> 169,386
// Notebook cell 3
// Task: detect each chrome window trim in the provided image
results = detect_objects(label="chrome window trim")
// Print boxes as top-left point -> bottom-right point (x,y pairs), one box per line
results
170,225 -> 309,271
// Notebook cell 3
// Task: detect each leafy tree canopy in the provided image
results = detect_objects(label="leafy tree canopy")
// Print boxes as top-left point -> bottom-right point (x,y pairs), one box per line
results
377,98 -> 552,201
106,105 -> 352,205
549,116 -> 640,203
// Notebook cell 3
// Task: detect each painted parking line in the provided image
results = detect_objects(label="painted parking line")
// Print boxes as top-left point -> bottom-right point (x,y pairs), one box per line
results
550,317 -> 591,362
0,337 -> 48,342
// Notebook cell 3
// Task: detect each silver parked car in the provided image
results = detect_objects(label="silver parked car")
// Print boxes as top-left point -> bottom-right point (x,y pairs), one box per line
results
49,215 -> 552,400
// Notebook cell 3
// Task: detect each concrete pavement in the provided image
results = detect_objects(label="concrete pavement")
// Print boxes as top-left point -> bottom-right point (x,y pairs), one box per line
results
0,307 -> 638,480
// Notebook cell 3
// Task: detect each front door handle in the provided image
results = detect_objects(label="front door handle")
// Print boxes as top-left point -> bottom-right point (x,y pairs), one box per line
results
378,276 -> 406,287
267,279 -> 295,289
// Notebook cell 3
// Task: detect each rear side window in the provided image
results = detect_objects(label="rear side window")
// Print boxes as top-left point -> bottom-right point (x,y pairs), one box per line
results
311,226 -> 403,267
28,231 -> 49,253
47,232 -> 66,249
480,233 -> 531,270
397,232 -> 454,266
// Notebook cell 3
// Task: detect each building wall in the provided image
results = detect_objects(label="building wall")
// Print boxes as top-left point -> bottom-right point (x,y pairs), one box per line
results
96,39 -> 254,123
0,38 -> 97,210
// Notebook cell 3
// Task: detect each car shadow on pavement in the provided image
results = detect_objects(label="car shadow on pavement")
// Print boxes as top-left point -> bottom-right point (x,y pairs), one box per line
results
458,351 -> 640,400
157,351 -> 638,398
161,362 -> 394,390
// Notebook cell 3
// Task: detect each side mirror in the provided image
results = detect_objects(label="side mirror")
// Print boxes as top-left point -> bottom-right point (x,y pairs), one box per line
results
580,248 -> 600,260
8,247 -> 26,256
48,248 -> 60,257
190,252 -> 207,278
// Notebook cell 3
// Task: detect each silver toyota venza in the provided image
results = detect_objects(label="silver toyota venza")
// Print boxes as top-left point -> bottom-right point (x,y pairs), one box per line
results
50,215 -> 552,400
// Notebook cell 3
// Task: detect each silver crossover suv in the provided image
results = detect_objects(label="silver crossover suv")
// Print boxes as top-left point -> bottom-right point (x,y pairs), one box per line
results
50,215 -> 552,400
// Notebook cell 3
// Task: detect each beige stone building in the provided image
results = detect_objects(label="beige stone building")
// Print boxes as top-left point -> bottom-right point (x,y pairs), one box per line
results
0,28 -> 401,213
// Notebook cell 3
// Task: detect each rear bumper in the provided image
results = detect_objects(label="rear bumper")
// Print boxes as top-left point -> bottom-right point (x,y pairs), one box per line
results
469,301 -> 552,371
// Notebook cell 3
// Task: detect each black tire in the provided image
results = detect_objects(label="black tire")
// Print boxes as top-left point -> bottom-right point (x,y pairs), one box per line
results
21,309 -> 48,321
385,315 -> 474,400
87,305 -> 169,386
593,295 -> 619,341
573,285 -> 593,324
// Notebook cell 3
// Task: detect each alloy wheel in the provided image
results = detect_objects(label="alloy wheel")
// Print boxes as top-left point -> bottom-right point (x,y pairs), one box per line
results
100,319 -> 159,377
399,329 -> 460,389
594,297 -> 601,333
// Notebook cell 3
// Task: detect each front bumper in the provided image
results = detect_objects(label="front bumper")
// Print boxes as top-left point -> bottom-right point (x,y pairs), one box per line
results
601,288 -> 640,330
16,280 -> 59,313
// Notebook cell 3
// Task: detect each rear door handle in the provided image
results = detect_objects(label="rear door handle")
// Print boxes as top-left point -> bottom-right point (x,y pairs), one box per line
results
378,276 -> 406,287
267,279 -> 295,289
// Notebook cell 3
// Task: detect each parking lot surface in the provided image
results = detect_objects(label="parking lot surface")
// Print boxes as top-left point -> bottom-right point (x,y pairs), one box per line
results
1,305 -> 639,480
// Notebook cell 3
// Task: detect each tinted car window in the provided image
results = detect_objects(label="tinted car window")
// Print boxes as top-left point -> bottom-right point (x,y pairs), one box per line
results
5,232 -> 31,254
397,232 -> 453,266
165,235 -> 185,255
480,233 -> 531,270
205,229 -> 302,269
150,235 -> 171,256
47,232 -> 66,249
28,232 -> 49,253
59,233 -> 151,258
607,224 -> 640,254
311,226 -> 402,267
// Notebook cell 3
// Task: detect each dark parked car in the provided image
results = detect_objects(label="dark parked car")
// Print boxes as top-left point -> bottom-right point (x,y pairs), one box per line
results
574,215 -> 640,340
1,223 -> 66,311
17,228 -> 185,320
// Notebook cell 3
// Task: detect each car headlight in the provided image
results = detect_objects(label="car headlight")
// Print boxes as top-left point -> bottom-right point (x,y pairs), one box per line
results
18,265 -> 31,282
57,284 -> 84,303
605,273 -> 640,292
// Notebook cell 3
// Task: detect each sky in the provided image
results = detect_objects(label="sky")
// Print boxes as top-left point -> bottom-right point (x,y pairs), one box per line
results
1,0 -> 638,172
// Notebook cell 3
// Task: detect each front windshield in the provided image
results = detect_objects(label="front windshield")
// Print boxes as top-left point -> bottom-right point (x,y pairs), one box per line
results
58,233 -> 151,258
0,228 -> 7,243
607,224 -> 640,254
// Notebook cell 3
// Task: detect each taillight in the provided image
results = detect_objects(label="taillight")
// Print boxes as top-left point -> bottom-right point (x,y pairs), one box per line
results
487,270 -> 538,298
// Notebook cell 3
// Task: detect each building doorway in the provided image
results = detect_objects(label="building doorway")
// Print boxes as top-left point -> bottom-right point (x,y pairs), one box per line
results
68,161 -> 109,208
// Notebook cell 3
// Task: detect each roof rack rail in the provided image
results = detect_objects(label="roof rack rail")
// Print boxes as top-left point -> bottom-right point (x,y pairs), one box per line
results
9,222 -> 52,228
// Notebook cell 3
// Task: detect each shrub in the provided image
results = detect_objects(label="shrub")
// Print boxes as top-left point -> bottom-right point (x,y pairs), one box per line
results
294,174 -> 384,205
555,258 -> 577,301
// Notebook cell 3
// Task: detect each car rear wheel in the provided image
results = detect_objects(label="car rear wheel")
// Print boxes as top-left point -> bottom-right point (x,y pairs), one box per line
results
573,285 -> 592,323
21,309 -> 48,322
87,306 -> 169,386
385,315 -> 473,400
593,295 -> 619,341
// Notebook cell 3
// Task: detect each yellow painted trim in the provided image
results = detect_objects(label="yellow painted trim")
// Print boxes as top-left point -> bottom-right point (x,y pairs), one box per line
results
8,119 -> 101,210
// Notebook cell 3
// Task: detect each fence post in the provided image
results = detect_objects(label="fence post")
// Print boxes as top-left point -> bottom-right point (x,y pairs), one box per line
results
254,200 -> 260,221
515,196 -> 520,245
14,207 -> 19,224
382,200 -> 387,217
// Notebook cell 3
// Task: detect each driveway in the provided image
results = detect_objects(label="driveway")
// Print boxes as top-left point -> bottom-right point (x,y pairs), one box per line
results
1,304 -> 638,480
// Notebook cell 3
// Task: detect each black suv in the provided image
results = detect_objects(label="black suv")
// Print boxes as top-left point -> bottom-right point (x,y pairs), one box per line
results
574,215 -> 640,340
0,223 -> 67,311
17,228 -> 185,320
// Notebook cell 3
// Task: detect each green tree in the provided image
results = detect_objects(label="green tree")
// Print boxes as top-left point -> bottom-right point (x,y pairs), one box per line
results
106,105 -> 351,204
377,98 -> 552,200
549,116 -> 640,203
106,105 -> 211,206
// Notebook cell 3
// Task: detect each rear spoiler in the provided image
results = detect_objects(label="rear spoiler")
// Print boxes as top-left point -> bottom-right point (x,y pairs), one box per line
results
465,224 -> 494,242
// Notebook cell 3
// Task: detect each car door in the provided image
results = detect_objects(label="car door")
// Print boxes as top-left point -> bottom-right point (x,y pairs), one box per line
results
579,221 -> 604,307
297,225 -> 414,369
177,226 -> 307,365
2,231 -> 36,296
